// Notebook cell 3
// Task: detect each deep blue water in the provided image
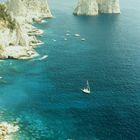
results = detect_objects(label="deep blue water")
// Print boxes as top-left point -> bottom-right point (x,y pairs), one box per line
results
0,0 -> 140,139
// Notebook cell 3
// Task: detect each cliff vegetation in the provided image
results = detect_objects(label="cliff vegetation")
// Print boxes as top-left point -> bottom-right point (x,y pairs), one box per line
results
0,4 -> 16,30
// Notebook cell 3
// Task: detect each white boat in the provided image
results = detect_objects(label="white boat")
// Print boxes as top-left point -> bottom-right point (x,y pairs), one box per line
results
81,80 -> 91,94
53,39 -> 56,42
81,38 -> 86,41
66,33 -> 70,36
74,34 -> 80,37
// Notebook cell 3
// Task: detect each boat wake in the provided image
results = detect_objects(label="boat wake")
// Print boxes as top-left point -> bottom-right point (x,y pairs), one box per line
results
30,55 -> 48,61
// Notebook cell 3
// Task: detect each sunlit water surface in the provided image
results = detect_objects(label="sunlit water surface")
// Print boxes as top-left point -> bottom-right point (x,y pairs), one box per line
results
0,0 -> 140,139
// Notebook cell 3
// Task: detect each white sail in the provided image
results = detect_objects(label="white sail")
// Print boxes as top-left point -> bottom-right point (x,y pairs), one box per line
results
87,80 -> 90,91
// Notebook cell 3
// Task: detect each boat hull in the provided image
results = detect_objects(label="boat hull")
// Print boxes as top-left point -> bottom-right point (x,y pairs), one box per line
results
81,89 -> 91,94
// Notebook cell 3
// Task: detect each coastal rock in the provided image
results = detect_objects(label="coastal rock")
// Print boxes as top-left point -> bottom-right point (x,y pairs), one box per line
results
74,0 -> 98,16
0,24 -> 38,59
73,0 -> 120,16
0,122 -> 19,140
1,46 -> 39,59
6,0 -> 52,22
0,0 -> 52,60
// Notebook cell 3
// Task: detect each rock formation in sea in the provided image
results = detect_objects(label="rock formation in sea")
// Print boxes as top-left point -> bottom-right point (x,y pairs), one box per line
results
0,0 -> 52,59
73,0 -> 120,16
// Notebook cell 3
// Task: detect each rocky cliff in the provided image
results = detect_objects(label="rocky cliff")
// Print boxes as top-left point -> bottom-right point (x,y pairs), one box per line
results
73,0 -> 120,16
6,0 -> 52,22
0,0 -> 52,59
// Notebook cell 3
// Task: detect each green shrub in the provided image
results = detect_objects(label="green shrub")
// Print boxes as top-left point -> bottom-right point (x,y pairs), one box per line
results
0,4 -> 16,30
0,44 -> 3,50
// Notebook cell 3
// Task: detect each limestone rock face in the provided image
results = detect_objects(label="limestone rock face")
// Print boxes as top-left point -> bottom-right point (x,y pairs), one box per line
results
6,0 -> 52,22
0,0 -> 52,59
74,0 -> 98,16
74,0 -> 120,16
98,0 -> 120,13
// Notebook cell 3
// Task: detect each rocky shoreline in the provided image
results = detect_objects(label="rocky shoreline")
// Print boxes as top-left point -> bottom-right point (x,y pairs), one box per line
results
0,0 -> 52,60
0,122 -> 19,140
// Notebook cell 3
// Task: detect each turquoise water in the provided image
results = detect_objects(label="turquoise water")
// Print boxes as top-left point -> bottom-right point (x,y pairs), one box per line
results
0,0 -> 140,139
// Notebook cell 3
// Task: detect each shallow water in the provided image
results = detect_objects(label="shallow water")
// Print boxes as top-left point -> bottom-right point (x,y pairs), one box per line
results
0,0 -> 140,139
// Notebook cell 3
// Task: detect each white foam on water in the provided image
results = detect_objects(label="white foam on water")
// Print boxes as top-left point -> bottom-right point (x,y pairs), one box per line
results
29,55 -> 48,62
38,55 -> 48,61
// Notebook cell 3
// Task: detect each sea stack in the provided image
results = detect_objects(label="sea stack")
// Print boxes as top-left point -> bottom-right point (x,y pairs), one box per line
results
73,0 -> 120,16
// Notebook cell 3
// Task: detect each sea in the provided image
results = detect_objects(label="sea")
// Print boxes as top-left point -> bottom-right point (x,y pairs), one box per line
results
0,0 -> 140,139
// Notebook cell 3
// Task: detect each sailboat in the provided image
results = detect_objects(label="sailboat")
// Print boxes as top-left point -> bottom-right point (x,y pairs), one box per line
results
81,80 -> 91,94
